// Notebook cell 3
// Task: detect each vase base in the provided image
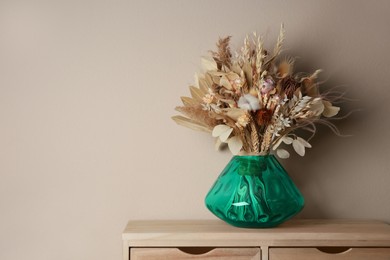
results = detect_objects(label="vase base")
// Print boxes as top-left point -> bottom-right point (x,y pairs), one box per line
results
205,155 -> 305,229
212,210 -> 303,228
224,220 -> 282,228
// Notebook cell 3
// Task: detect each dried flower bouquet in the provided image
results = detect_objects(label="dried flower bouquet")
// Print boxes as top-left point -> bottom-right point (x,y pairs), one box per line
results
173,26 -> 341,158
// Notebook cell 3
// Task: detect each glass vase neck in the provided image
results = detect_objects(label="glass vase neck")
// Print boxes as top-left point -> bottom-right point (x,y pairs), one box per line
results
237,151 -> 270,156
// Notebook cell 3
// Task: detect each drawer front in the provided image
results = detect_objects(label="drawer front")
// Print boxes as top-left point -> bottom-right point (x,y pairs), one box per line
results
131,247 -> 260,260
270,248 -> 390,260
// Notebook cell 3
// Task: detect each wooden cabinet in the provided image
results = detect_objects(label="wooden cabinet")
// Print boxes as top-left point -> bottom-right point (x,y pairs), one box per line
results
122,220 -> 390,260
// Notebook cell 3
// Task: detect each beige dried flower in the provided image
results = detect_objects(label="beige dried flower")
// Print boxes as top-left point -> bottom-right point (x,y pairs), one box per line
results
236,113 -> 250,128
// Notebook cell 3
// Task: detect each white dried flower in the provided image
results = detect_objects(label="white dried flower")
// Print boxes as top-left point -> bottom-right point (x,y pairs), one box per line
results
238,94 -> 260,111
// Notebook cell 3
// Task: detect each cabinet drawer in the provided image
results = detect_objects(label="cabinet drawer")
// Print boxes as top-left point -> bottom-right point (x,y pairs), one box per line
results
269,247 -> 390,260
131,247 -> 261,260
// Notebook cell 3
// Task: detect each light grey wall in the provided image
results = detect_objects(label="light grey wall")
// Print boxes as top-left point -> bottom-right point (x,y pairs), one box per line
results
1,0 -> 389,260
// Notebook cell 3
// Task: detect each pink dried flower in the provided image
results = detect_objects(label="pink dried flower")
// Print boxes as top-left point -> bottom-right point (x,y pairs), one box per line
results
260,78 -> 275,94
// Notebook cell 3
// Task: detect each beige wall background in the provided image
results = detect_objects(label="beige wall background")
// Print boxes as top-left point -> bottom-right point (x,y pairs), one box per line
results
1,0 -> 390,259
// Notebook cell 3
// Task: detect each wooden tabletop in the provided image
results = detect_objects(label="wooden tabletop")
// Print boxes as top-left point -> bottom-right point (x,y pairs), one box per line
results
123,219 -> 390,247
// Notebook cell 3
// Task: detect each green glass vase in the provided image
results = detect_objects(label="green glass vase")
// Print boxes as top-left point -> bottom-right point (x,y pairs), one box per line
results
205,155 -> 304,228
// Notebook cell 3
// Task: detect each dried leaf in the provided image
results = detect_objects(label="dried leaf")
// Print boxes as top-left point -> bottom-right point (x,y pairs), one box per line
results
282,136 -> 293,144
228,136 -> 243,155
242,62 -> 253,88
201,57 -> 217,71
291,137 -> 311,156
272,138 -> 283,150
297,137 -> 312,148
197,78 -> 207,93
220,76 -> 233,90
212,124 -> 233,142
225,108 -> 246,120
323,101 -> 340,117
276,148 -> 290,159
175,106 -> 218,128
310,99 -> 325,116
180,96 -> 197,106
189,86 -> 205,102
205,73 -> 214,88
220,129 -> 233,142
272,135 -> 293,151
212,124 -> 230,137
292,139 -> 305,156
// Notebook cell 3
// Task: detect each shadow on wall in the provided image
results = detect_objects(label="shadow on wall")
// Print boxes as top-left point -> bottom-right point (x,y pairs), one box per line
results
279,61 -> 365,219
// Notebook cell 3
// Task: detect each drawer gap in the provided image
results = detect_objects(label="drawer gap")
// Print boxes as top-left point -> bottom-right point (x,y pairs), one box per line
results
177,247 -> 216,255
316,247 -> 351,254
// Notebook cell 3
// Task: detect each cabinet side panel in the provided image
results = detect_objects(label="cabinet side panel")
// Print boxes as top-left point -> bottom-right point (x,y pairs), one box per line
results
123,241 -> 129,260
